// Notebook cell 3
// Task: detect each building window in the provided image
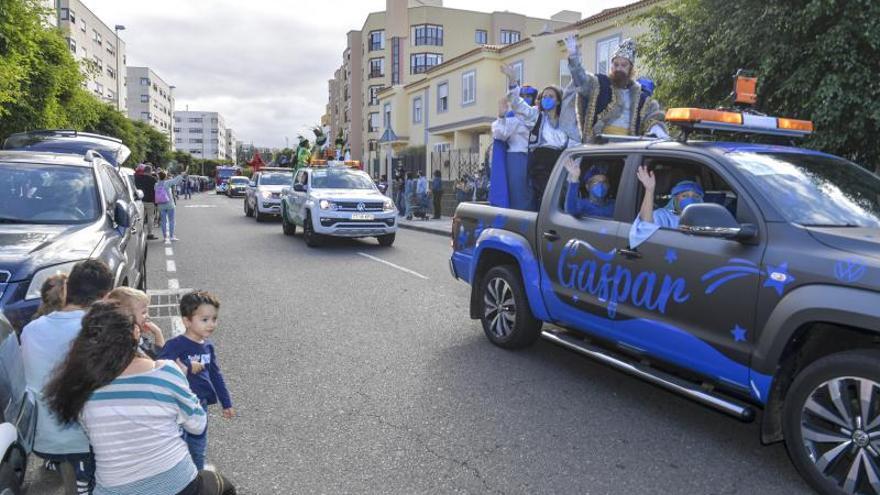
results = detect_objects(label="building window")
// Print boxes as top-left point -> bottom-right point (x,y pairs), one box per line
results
475,30 -> 487,45
369,58 -> 384,78
412,97 -> 422,124
500,30 -> 520,45
140,77 -> 149,86
368,30 -> 385,51
368,112 -> 380,132
173,127 -> 181,133
409,53 -> 442,74
437,82 -> 448,113
559,59 -> 572,88
508,61 -> 524,88
140,94 -> 149,103
461,71 -> 476,105
391,37 -> 400,85
107,89 -> 115,99
92,29 -> 102,45
412,24 -> 443,46
80,19 -> 86,32
189,138 -> 203,144
383,103 -> 391,129
368,85 -> 383,106
106,67 -> 115,79
106,44 -> 115,57
92,55 -> 103,72
140,111 -> 150,119
188,117 -> 203,123
189,128 -> 203,134
596,35 -> 622,75
67,38 -> 76,53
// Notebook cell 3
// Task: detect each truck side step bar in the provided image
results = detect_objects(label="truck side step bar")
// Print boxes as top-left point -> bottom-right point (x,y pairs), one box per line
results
540,330 -> 757,422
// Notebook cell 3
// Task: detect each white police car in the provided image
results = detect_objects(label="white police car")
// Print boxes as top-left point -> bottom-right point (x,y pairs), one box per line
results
280,162 -> 397,247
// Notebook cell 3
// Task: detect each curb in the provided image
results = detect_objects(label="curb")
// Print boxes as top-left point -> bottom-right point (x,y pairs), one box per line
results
398,221 -> 451,237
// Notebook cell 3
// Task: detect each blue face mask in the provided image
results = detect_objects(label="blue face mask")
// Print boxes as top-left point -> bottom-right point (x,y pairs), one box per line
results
678,197 -> 700,211
541,96 -> 557,111
589,182 -> 608,199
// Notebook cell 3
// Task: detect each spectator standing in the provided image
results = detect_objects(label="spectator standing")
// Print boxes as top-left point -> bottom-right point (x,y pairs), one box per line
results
416,171 -> 429,212
44,301 -> 237,495
430,170 -> 443,219
159,291 -> 235,471
404,172 -> 416,220
135,164 -> 159,240
394,172 -> 406,217
21,260 -> 115,494
156,168 -> 188,244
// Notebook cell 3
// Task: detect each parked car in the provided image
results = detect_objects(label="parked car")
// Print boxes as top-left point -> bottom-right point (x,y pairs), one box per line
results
245,167 -> 294,222
0,314 -> 36,495
0,131 -> 146,331
226,176 -> 249,198
118,167 -> 148,287
450,112 -> 880,494
280,163 -> 397,247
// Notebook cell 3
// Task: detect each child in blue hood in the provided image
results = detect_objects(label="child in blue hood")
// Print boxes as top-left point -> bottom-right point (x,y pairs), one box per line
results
563,159 -> 615,218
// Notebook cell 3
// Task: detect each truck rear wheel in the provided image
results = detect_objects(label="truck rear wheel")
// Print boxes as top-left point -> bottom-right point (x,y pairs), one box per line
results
282,207 -> 296,236
782,349 -> 880,495
479,265 -> 541,349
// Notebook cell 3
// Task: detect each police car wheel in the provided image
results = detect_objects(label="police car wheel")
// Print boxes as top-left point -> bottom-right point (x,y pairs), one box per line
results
782,349 -> 880,495
244,199 -> 253,217
479,265 -> 541,349
282,208 -> 296,236
303,212 -> 322,248
377,234 -> 395,247
255,207 -> 265,222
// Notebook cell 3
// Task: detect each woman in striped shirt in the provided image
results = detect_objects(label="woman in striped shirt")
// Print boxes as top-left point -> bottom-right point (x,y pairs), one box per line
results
44,301 -> 235,495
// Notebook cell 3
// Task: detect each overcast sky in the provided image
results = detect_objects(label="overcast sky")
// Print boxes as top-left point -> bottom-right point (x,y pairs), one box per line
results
83,0 -> 633,148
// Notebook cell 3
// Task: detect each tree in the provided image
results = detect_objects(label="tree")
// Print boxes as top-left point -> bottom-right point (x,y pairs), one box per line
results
133,121 -> 171,166
640,0 -> 880,171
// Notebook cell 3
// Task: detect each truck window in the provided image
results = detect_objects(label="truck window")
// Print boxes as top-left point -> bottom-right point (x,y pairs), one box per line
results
558,155 -> 625,219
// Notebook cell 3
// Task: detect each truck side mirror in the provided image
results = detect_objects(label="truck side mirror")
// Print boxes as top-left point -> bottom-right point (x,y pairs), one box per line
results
679,203 -> 755,241
293,184 -> 306,192
113,200 -> 131,229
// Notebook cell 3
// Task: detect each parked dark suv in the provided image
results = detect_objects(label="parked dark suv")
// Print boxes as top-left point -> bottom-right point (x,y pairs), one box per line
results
452,119 -> 880,493
0,131 -> 145,331
0,314 -> 35,494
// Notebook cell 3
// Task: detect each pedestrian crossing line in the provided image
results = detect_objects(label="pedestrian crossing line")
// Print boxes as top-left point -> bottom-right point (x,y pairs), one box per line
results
166,260 -> 176,272
357,252 -> 429,280
168,279 -> 180,290
165,247 -> 173,256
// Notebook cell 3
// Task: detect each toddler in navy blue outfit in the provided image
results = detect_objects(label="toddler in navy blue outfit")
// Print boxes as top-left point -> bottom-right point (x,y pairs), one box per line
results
159,291 -> 235,470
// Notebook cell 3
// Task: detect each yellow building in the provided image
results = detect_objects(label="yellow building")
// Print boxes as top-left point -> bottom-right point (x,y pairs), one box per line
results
327,0 -> 580,175
375,0 -> 664,180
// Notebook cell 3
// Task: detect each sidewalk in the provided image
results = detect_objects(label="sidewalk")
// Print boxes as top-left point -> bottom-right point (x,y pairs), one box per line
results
396,215 -> 452,236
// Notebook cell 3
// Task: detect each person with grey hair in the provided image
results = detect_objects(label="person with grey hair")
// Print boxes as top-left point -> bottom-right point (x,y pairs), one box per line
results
135,163 -> 158,240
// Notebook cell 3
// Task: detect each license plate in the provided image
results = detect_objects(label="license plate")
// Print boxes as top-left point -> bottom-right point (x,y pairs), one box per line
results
351,213 -> 374,220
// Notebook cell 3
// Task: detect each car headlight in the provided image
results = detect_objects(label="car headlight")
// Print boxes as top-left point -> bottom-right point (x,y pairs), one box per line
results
260,190 -> 273,199
25,260 -> 83,300
383,199 -> 395,212
319,199 -> 337,210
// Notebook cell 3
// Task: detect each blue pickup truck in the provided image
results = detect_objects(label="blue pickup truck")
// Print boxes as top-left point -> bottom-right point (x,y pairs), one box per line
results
450,118 -> 880,494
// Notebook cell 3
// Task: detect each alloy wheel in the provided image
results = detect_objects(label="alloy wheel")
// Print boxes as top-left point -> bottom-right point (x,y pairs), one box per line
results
483,277 -> 516,339
800,376 -> 880,494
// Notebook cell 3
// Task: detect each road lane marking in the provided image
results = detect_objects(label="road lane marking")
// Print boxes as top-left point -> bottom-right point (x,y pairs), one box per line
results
357,252 -> 429,280
166,260 -> 176,272
165,247 -> 174,256
168,279 -> 179,290
171,316 -> 185,336
183,205 -> 217,208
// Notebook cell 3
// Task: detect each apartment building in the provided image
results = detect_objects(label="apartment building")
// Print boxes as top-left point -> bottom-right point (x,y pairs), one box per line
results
172,111 -> 231,161
326,0 -> 577,170
225,128 -> 237,163
126,67 -> 175,141
375,0 -> 662,177
56,0 -> 126,111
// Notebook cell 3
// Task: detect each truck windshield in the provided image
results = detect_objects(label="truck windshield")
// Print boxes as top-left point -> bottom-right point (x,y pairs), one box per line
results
310,169 -> 375,190
729,152 -> 880,228
259,173 -> 293,186
0,163 -> 100,224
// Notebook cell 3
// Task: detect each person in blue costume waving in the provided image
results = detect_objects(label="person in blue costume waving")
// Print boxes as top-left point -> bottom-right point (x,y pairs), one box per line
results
490,86 -> 538,210
562,158 -> 615,218
629,165 -> 704,248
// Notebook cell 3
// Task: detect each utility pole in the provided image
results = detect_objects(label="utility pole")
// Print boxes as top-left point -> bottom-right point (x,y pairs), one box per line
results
113,25 -> 125,111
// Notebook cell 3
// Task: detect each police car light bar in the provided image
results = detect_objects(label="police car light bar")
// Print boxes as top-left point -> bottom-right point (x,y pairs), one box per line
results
666,108 -> 813,138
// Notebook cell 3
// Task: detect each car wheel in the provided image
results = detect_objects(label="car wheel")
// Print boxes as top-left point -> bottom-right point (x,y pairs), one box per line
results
377,233 -> 395,247
303,211 -> 322,248
782,349 -> 880,495
479,265 -> 542,349
282,207 -> 296,236
255,206 -> 265,223
244,199 -> 253,217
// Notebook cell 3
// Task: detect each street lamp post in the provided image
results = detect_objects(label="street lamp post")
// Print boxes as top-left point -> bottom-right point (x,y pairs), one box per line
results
113,25 -> 125,111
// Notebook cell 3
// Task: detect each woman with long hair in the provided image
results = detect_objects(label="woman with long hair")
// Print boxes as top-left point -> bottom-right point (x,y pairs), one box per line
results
44,301 -> 235,495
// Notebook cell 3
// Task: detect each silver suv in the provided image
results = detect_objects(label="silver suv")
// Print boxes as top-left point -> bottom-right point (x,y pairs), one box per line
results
244,167 -> 294,222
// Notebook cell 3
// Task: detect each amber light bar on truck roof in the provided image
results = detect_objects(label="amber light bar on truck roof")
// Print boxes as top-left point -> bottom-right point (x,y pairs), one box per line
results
665,108 -> 813,138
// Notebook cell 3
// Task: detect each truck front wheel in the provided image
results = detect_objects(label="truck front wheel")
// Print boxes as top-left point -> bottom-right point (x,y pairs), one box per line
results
782,349 -> 880,495
479,265 -> 541,349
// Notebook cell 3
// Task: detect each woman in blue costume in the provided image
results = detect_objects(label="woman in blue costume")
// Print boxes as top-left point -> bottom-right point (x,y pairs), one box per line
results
489,86 -> 538,210
562,159 -> 615,218
629,165 -> 704,248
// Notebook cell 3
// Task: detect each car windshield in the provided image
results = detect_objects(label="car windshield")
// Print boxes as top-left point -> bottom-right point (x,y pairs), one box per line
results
230,178 -> 249,185
259,173 -> 293,186
311,169 -> 375,190
0,162 -> 100,224
729,152 -> 880,228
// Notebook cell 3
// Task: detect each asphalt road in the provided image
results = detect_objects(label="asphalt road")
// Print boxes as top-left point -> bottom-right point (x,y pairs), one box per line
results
25,191 -> 812,494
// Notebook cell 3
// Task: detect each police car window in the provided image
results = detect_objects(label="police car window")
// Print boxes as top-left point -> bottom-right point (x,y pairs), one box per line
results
105,165 -> 128,201
259,173 -> 293,186
636,157 -> 740,225
558,155 -> 625,219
